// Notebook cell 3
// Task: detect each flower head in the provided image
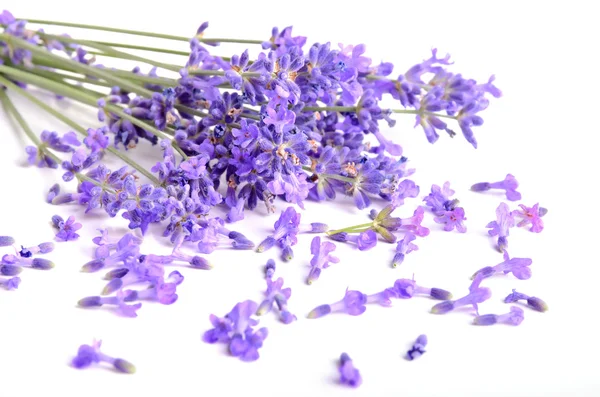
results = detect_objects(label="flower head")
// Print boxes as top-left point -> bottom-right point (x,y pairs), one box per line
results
52,215 -> 82,242
72,339 -> 136,373
471,174 -> 521,201
406,334 -> 427,361
307,236 -> 340,284
338,353 -> 362,388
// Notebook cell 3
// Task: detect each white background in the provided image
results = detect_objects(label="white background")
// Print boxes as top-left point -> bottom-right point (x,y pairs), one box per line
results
0,1 -> 598,396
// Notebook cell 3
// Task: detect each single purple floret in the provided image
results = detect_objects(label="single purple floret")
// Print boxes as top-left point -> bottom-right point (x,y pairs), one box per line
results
486,203 -> 515,252
431,287 -> 491,315
406,334 -> 427,360
338,353 -> 362,388
52,215 -> 82,242
503,289 -> 548,312
71,339 -> 135,373
471,174 -> 521,201
473,306 -> 524,326
307,236 -> 339,284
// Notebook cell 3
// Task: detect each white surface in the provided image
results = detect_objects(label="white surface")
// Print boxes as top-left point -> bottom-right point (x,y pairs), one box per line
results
0,1 -> 598,396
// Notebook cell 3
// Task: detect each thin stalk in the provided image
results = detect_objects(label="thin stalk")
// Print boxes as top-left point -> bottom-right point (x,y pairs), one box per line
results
38,33 -> 182,72
22,18 -> 263,45
326,223 -> 374,236
0,65 -> 187,159
0,33 -> 155,97
0,75 -> 161,184
93,41 -> 190,57
303,105 -> 458,121
301,166 -> 356,183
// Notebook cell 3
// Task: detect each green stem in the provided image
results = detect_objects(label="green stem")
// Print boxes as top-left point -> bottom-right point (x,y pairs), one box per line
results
0,64 -> 187,159
326,223 -> 374,236
0,75 -> 161,185
22,18 -> 263,45
91,41 -> 190,57
38,32 -> 182,72
391,109 -> 457,120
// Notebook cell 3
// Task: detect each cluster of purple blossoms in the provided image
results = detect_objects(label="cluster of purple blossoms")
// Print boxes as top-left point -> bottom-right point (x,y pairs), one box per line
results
0,235 -> 54,290
423,182 -> 466,233
257,206 -> 327,261
77,229 -> 217,317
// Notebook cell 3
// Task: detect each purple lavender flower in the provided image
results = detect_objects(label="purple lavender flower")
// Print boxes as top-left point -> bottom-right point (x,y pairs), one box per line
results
512,203 -> 546,233
473,306 -> 524,326
406,335 -> 427,361
391,278 -> 452,300
392,233 -> 418,267
83,127 -> 109,153
256,276 -> 296,324
330,230 -> 377,251
471,174 -> 522,201
431,287 -> 491,315
307,236 -> 340,284
308,288 -> 367,318
78,290 -> 142,317
203,300 -> 269,362
472,251 -> 533,281
52,215 -> 82,242
0,276 -> 21,290
19,242 -> 54,257
226,198 -> 245,223
423,182 -> 458,215
434,207 -> 467,233
372,205 -> 430,242
390,179 -> 420,207
486,203 -> 515,251
2,254 -> 55,270
257,207 -> 301,261
0,236 -> 15,247
338,353 -> 362,388
503,289 -> 548,312
71,340 -> 136,373
46,184 -> 60,203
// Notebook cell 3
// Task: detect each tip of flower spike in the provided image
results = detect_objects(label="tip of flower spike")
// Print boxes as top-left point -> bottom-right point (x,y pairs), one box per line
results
113,358 -> 136,374
0,236 -> 15,247
307,304 -> 331,319
31,258 -> 55,270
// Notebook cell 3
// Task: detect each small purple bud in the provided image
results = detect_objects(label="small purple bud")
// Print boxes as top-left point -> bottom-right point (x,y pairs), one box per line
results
281,245 -> 294,262
473,314 -> 498,325
369,209 -> 378,220
46,183 -> 60,203
538,207 -> 548,217
0,236 -> 15,247
527,296 -> 548,312
78,296 -> 102,307
430,288 -> 453,300
329,232 -> 348,242
52,194 -> 75,205
1,264 -> 23,276
231,237 -> 254,250
37,242 -> 55,253
471,182 -> 491,192
431,300 -> 454,314
81,259 -> 104,272
1,276 -> 21,290
307,304 -> 331,319
102,279 -> 122,295
190,256 -> 211,269
257,236 -> 276,253
104,268 -> 129,280
113,358 -> 136,374
31,258 -> 55,270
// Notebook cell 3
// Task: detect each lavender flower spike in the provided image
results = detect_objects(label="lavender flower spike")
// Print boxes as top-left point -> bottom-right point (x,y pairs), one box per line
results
473,306 -> 524,326
431,287 -> 491,315
308,288 -> 367,319
486,202 -> 515,252
471,174 -> 522,201
338,353 -> 362,388
72,339 -> 136,373
504,289 -> 548,312
406,334 -> 427,361
307,236 -> 339,284
0,236 -> 15,247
